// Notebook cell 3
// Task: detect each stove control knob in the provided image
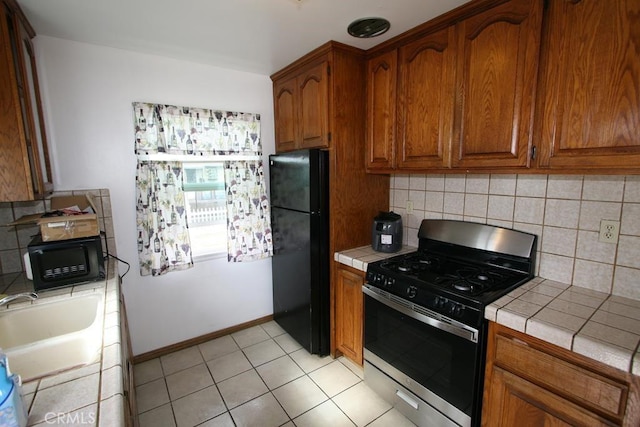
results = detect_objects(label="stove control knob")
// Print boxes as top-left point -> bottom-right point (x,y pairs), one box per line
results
451,304 -> 464,317
385,277 -> 395,287
434,296 -> 446,308
406,285 -> 417,298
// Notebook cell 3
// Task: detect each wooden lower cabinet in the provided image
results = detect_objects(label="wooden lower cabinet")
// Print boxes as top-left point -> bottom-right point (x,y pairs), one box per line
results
482,322 -> 640,426
120,292 -> 138,427
334,264 -> 364,365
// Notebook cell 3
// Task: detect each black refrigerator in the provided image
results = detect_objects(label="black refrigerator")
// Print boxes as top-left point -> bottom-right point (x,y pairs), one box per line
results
269,149 -> 330,355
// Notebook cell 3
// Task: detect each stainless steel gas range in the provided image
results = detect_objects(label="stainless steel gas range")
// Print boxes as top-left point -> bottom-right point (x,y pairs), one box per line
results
363,219 -> 537,427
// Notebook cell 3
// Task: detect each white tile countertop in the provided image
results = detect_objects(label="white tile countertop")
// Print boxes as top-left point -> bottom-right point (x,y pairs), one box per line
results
335,245 -> 640,377
486,277 -> 640,376
0,261 -> 126,427
334,244 -> 417,272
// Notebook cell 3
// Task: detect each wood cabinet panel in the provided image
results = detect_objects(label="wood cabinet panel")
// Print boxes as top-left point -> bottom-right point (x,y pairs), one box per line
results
273,77 -> 297,153
536,0 -> 640,171
493,333 -> 626,418
487,366 -> 611,427
273,59 -> 329,152
365,0 -> 542,173
483,322 -> 640,427
452,0 -> 542,169
335,264 -> 364,365
397,26 -> 456,170
0,0 -> 52,201
298,62 -> 329,149
120,291 -> 138,427
366,49 -> 397,171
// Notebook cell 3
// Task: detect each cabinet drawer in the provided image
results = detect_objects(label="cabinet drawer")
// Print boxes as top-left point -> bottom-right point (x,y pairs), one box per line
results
493,333 -> 628,419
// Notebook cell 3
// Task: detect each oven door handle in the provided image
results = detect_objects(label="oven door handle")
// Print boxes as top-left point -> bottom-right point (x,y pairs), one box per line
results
362,285 -> 478,343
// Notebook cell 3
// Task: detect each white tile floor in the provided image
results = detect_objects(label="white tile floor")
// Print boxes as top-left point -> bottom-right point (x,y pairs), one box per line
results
134,321 -> 417,427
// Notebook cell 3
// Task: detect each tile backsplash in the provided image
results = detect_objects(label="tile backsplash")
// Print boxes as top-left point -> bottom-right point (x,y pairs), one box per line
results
0,189 -> 115,275
390,174 -> 640,300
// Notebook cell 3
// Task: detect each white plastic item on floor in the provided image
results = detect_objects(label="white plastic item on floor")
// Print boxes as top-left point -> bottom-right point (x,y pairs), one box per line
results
0,351 -> 27,427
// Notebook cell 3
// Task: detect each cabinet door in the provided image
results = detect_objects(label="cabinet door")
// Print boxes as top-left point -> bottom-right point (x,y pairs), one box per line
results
335,265 -> 364,365
298,61 -> 329,149
366,50 -> 397,171
452,0 -> 542,169
483,322 -> 640,426
120,293 -> 138,427
273,75 -> 298,153
17,22 -> 52,197
484,367 -> 612,427
536,0 -> 640,170
397,27 -> 456,169
0,3 -> 52,201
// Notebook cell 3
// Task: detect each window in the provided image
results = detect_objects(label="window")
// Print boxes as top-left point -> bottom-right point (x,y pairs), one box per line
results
183,163 -> 227,257
134,102 -> 270,276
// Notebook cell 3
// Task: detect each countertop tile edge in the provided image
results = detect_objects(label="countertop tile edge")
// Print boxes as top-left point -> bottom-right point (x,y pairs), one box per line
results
335,245 -> 417,272
490,277 -> 640,376
22,260 -> 125,427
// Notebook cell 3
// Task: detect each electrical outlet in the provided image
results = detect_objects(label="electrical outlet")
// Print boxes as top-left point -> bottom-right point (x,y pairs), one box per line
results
406,200 -> 414,214
598,220 -> 620,243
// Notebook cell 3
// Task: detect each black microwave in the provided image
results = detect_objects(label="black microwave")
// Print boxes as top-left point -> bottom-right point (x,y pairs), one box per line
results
27,234 -> 105,292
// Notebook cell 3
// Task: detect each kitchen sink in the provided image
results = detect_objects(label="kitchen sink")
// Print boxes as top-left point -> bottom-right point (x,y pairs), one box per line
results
0,292 -> 104,381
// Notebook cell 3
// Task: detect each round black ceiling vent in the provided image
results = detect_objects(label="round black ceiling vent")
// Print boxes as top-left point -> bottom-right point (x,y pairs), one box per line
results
347,17 -> 390,38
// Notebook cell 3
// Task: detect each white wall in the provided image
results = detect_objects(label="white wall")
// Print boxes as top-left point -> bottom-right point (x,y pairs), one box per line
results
34,36 -> 275,355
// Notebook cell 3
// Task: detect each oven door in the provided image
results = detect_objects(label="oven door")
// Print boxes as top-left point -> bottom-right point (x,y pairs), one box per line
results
363,285 -> 481,427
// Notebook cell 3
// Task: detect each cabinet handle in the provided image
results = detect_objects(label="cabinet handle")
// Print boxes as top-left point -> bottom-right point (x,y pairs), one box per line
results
396,389 -> 419,410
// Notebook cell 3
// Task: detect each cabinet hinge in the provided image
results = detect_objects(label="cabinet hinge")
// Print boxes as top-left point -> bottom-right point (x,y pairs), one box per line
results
327,65 -> 331,76
530,145 -> 537,160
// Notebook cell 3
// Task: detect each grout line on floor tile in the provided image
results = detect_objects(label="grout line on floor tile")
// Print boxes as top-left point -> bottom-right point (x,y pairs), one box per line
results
134,330 -> 415,427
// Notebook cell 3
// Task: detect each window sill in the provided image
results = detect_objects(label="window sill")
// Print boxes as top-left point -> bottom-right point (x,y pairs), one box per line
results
192,252 -> 227,263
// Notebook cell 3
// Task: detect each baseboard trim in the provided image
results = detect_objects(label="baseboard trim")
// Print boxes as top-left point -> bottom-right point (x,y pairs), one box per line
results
131,314 -> 274,365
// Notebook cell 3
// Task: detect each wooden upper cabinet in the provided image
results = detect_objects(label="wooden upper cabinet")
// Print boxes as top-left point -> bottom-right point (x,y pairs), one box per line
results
298,62 -> 329,149
273,76 -> 297,153
366,50 -> 397,171
273,60 -> 329,152
398,27 -> 456,170
0,0 -> 53,201
535,0 -> 640,171
452,0 -> 543,169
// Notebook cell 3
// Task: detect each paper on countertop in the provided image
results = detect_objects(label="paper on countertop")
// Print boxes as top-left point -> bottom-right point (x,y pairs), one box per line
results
57,205 -> 95,215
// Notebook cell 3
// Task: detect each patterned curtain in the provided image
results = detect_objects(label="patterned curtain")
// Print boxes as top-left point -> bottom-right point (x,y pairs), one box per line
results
136,161 -> 193,276
133,102 -> 272,271
224,160 -> 272,262
134,102 -> 261,156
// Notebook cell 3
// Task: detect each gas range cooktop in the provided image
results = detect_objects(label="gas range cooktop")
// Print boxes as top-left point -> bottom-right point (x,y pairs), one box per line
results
365,220 -> 537,327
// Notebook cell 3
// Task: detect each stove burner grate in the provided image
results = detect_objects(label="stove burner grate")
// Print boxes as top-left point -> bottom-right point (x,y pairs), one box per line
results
381,254 -> 441,275
377,251 -> 523,297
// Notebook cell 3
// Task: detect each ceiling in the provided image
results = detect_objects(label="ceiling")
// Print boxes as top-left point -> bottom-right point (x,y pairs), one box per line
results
16,0 -> 470,76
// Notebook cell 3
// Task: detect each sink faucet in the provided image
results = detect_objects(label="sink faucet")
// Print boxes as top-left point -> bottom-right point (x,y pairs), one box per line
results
0,292 -> 38,307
